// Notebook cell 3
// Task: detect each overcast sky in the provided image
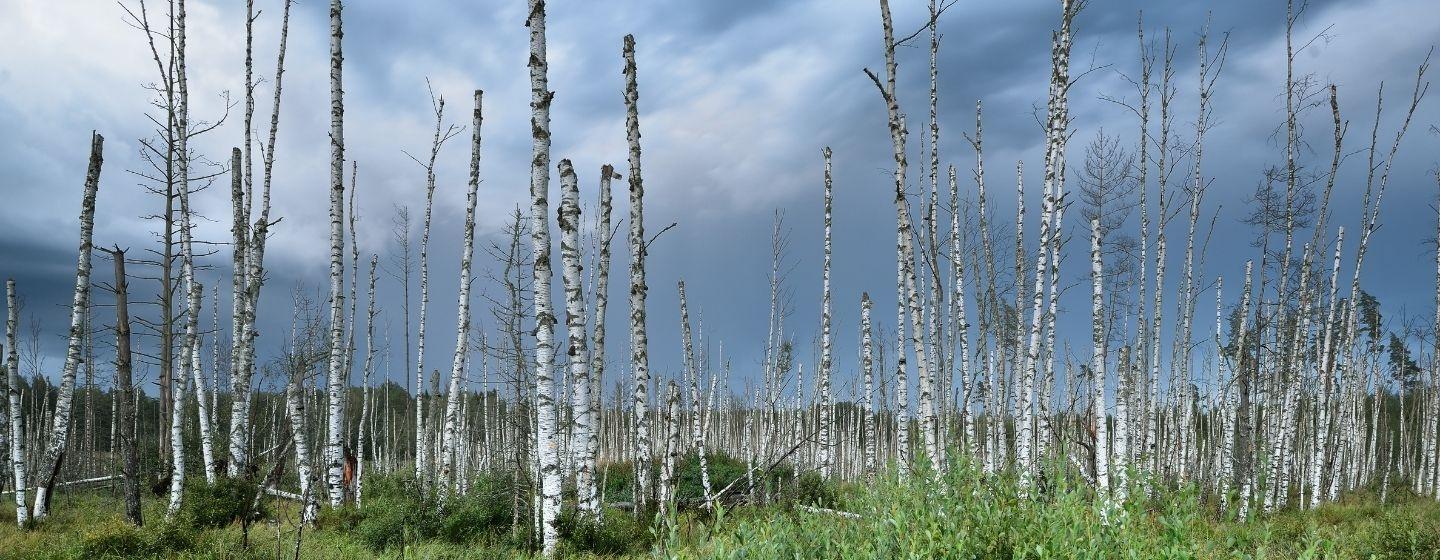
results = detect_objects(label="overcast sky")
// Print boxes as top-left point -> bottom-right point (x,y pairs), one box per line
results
2,0 -> 1438,401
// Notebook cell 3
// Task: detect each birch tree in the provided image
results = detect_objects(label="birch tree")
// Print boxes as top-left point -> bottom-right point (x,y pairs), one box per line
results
32,132 -> 104,521
358,254 -> 377,507
860,293 -> 875,480
558,158 -> 598,518
586,163 -> 619,515
526,1 -> 561,554
411,90 -> 459,484
231,0 -> 292,478
818,146 -> 834,478
623,33 -> 654,513
440,91 -> 483,497
6,280 -> 26,527
865,0 -> 933,480
322,0 -> 348,509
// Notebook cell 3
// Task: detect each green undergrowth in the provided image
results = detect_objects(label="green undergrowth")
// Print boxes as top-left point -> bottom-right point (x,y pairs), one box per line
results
1,457 -> 1436,559
664,462 -> 1440,559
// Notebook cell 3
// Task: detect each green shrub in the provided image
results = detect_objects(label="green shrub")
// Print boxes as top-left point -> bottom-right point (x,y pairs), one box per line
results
179,476 -> 265,529
1356,508 -> 1440,559
558,507 -> 651,555
354,473 -> 441,551
78,519 -> 152,558
439,489 -> 513,544
778,471 -> 838,508
77,518 -> 196,559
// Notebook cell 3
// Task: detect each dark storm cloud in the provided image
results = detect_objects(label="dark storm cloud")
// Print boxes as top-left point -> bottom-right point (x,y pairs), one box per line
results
1,0 -> 1437,400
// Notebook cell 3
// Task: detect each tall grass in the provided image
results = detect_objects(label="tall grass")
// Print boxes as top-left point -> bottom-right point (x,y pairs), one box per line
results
665,461 -> 1440,559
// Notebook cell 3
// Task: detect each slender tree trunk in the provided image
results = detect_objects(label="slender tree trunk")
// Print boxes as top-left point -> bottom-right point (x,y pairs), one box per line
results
1090,217 -> 1110,497
101,251 -> 142,526
321,0 -> 348,510
527,2 -> 560,554
860,293 -> 875,480
232,0 -> 291,478
622,33 -> 654,515
867,0 -> 931,480
358,255 -> 376,508
818,147 -> 834,478
676,281 -> 712,509
559,159 -> 598,517
32,132 -> 103,520
587,164 -> 618,512
659,382 -> 680,518
6,280 -> 28,527
440,91 -> 483,498
288,376 -> 317,525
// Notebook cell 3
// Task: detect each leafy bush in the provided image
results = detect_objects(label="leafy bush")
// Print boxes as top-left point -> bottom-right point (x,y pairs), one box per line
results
179,476 -> 265,529
77,518 -> 196,559
1355,508 -> 1440,559
438,478 -> 514,545
353,473 -> 441,551
557,507 -> 652,555
77,519 -> 151,558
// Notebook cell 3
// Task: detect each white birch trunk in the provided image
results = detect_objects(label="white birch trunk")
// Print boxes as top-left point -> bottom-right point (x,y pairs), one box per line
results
231,0 -> 291,478
32,132 -> 103,520
622,33 -> 653,513
559,159 -> 598,518
6,280 -> 27,526
860,293 -> 876,480
287,378 -> 318,524
1090,217 -> 1110,496
528,2 -> 560,553
166,345 -> 188,518
440,91 -> 483,498
358,255 -> 376,508
659,382 -> 680,518
322,0 -> 347,509
587,164 -> 617,510
676,281 -> 712,510
818,146 -> 834,478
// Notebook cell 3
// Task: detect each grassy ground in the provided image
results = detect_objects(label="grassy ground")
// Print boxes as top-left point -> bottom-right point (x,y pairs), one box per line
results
2,465 -> 1437,559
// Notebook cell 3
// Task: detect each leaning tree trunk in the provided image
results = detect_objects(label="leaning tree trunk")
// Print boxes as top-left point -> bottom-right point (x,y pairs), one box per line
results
866,0 -> 931,480
440,91 -> 483,498
623,33 -> 654,515
527,1 -> 561,555
32,132 -> 103,521
677,281 -> 712,508
177,148 -> 216,486
6,280 -> 27,527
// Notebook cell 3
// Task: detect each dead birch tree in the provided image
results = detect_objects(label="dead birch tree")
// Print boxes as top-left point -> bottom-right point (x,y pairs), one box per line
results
440,90 -> 483,498
322,0 -> 348,509
623,33 -> 654,513
558,158 -> 598,518
230,0 -> 292,478
865,0 -> 932,480
818,146 -> 834,478
32,132 -> 103,521
526,1 -> 561,554
6,280 -> 26,527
